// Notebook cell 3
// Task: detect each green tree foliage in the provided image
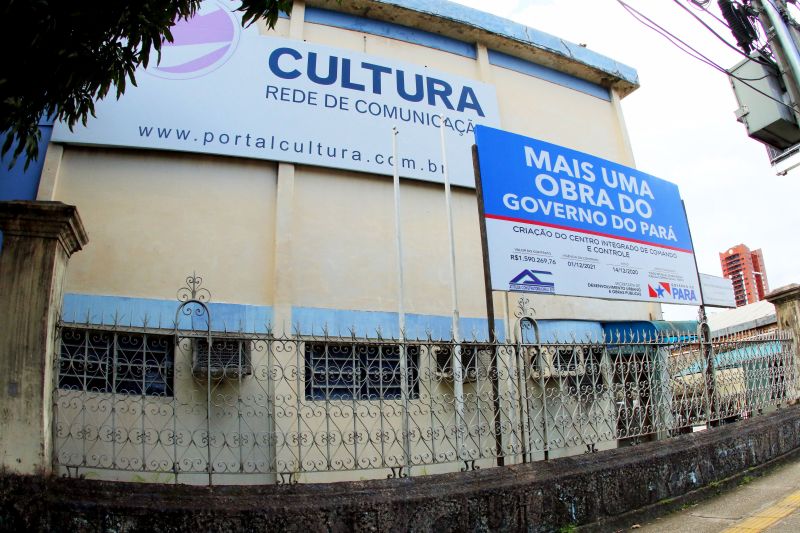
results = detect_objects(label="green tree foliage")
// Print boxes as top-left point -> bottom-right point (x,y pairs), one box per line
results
0,0 -> 293,168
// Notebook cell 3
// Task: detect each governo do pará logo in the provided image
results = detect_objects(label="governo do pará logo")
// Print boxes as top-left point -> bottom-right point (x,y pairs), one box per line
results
147,0 -> 242,80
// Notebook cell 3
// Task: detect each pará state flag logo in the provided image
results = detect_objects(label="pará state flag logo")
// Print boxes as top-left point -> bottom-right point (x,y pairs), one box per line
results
648,282 -> 671,299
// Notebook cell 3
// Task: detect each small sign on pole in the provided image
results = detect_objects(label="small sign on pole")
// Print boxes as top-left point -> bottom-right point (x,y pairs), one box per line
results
699,274 -> 736,308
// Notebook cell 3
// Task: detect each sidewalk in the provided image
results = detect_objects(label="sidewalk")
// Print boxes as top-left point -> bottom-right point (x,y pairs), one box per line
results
634,457 -> 800,532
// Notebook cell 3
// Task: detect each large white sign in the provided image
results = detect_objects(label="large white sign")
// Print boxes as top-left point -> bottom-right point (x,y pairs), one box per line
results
475,126 -> 702,305
699,274 -> 736,308
51,1 -> 500,187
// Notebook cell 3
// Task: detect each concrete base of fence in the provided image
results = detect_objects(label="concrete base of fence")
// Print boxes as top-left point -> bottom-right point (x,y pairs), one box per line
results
3,405 -> 800,532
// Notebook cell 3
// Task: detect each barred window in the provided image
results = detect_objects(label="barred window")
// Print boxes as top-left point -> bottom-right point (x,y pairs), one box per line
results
58,328 -> 174,396
575,346 -> 606,394
553,347 -> 581,372
434,344 -> 483,381
304,342 -> 419,401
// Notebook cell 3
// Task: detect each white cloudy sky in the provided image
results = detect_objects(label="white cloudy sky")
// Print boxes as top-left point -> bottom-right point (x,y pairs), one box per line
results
451,0 -> 798,319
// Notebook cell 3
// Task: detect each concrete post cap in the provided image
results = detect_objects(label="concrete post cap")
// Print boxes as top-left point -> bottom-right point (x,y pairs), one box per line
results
0,200 -> 89,256
766,284 -> 800,305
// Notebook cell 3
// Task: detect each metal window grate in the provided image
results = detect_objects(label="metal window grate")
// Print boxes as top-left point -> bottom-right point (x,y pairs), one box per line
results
433,344 -> 482,382
58,328 -> 174,396
304,342 -> 419,400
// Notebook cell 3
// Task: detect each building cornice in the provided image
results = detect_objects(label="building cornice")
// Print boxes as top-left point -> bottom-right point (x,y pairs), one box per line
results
304,0 -> 640,97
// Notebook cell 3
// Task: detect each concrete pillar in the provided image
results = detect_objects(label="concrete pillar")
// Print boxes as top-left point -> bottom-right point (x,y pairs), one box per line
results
0,201 -> 88,474
272,163 -> 295,332
767,284 -> 800,404
767,284 -> 800,343
289,0 -> 305,40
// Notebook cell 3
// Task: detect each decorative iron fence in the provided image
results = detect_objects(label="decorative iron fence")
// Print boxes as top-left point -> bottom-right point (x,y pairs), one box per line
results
52,279 -> 798,485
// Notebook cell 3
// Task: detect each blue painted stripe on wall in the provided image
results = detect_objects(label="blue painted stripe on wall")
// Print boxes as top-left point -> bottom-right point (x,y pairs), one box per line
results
304,7 -> 477,59
291,307 -> 504,341
365,0 -> 638,87
61,295 -> 506,341
62,296 -> 614,344
62,294 -> 273,333
488,50 -> 610,101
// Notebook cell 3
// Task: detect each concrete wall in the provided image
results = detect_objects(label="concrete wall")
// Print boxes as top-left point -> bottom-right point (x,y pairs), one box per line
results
4,404 -> 800,532
54,148 -> 277,306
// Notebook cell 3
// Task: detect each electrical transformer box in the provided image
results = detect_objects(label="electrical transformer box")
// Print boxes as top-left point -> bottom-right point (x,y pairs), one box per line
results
728,57 -> 800,150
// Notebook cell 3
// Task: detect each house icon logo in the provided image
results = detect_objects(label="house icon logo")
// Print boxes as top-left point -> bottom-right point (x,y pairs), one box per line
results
509,269 -> 555,293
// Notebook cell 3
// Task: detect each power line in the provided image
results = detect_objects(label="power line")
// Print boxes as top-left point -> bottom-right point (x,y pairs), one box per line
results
618,1 -> 727,67
687,0 -> 733,29
683,0 -> 777,76
672,0 -> 758,60
620,0 -> 742,69
631,3 -> 781,96
617,0 -> 799,112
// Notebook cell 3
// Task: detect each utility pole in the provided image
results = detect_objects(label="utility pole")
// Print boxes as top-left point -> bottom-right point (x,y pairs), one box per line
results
720,0 -> 800,171
752,0 -> 800,124
758,0 -> 800,172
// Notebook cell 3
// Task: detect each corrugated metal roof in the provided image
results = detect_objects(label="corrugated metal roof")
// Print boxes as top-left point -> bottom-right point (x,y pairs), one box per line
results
708,300 -> 776,337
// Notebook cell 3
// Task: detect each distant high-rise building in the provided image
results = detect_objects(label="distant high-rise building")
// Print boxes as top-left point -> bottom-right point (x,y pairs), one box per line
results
719,244 -> 770,307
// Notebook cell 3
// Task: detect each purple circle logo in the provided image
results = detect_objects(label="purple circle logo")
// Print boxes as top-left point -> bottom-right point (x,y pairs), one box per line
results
148,1 -> 240,79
